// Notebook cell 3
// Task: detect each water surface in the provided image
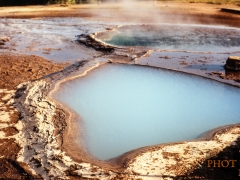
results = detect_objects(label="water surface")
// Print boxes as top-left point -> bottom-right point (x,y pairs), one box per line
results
55,64 -> 240,160
96,24 -> 240,53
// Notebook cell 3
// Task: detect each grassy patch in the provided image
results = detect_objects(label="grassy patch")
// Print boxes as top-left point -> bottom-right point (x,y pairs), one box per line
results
157,0 -> 240,5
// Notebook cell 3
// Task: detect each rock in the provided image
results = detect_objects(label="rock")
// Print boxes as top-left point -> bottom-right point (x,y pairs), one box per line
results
60,2 -> 68,7
0,37 -> 10,46
78,37 -> 87,42
225,56 -> 240,71
106,27 -> 114,31
131,55 -> 137,60
0,37 -> 10,42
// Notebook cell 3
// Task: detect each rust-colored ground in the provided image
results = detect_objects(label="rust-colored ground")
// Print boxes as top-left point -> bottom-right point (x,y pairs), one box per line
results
0,54 -> 68,90
0,54 -> 68,179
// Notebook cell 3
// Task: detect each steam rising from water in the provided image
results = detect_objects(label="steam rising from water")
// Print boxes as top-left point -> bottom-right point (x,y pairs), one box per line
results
96,24 -> 240,53
84,1 -> 168,24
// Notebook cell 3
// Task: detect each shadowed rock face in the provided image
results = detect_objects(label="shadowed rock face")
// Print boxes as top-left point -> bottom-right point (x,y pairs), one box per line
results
225,56 -> 240,71
175,137 -> 240,180
0,0 -> 49,6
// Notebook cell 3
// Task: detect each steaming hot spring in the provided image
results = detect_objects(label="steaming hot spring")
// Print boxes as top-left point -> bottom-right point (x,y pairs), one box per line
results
96,24 -> 240,52
54,24 -> 240,160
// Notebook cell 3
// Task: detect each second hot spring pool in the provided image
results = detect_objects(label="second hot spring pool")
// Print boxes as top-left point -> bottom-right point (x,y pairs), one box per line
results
95,24 -> 240,53
55,64 -> 240,160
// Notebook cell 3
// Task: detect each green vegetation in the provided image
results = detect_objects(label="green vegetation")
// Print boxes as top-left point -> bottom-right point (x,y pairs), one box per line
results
48,0 -> 98,4
0,0 -> 98,6
185,0 -> 240,5
159,0 -> 240,5
0,0 -> 48,6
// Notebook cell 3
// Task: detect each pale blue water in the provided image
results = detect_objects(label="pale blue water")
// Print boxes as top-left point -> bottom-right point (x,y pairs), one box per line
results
97,25 -> 240,53
55,64 -> 240,160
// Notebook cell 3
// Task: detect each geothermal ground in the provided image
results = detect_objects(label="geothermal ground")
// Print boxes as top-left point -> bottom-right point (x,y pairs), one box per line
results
1,1 -> 240,179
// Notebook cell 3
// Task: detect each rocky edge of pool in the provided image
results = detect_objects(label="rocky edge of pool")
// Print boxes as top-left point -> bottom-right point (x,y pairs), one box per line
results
12,55 -> 240,180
